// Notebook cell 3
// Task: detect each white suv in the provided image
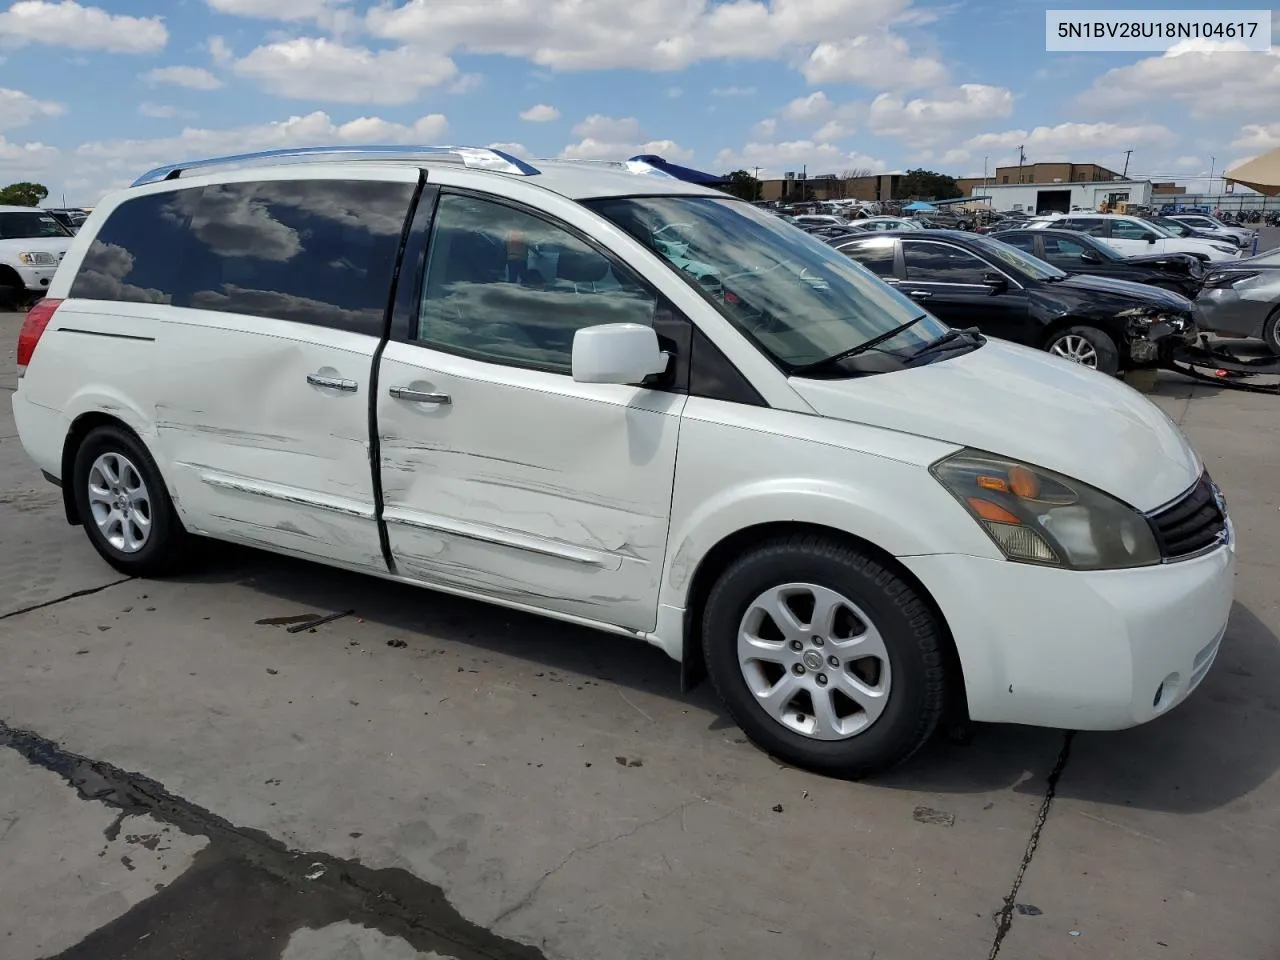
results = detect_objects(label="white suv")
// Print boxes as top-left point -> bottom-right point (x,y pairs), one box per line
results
12,146 -> 1235,776
0,205 -> 73,308
1029,213 -> 1238,262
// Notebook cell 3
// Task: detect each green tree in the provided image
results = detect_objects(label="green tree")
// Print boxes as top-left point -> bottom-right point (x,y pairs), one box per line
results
0,182 -> 49,206
721,169 -> 761,201
893,169 -> 961,201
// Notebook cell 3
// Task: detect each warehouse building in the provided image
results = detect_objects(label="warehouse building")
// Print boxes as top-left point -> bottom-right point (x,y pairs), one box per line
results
967,179 -> 1154,214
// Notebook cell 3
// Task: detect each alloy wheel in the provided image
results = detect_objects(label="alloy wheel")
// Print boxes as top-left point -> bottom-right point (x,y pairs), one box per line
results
87,451 -> 153,554
1049,334 -> 1099,368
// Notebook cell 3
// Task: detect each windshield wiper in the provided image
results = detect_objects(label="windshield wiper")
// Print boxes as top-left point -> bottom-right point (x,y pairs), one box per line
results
791,315 -> 925,375
907,325 -> 984,361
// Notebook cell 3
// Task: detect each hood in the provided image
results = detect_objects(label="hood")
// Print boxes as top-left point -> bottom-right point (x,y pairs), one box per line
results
791,339 -> 1199,512
1055,272 -> 1192,309
0,236 -> 70,254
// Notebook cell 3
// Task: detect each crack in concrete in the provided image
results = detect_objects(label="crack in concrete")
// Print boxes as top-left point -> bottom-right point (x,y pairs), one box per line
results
490,794 -> 715,929
0,576 -> 135,622
0,721 -> 548,960
987,730 -> 1074,960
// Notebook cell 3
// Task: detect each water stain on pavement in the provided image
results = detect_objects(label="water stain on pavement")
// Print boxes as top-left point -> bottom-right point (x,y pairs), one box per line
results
0,721 -> 545,960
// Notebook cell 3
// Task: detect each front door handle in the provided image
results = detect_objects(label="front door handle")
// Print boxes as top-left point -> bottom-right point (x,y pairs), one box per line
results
906,290 -> 932,300
307,373 -> 358,392
389,386 -> 452,405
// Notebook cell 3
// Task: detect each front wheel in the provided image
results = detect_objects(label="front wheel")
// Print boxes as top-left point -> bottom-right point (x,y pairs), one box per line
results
1263,310 -> 1280,356
1046,325 -> 1120,375
701,535 -> 948,778
72,425 -> 190,577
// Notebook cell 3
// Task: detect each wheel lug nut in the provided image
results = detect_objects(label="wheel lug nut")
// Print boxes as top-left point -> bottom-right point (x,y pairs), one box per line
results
828,655 -> 840,668
790,640 -> 803,652
792,663 -> 805,675
816,674 -> 828,686
811,635 -> 824,646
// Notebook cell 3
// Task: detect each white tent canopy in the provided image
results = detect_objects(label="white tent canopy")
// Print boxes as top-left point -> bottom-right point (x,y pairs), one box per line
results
1225,149 -> 1280,197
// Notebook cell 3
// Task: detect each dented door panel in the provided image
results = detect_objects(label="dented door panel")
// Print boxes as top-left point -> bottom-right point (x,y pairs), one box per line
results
377,343 -> 685,632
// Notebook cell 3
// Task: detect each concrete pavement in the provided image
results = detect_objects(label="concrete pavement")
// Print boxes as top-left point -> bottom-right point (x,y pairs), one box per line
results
1,308 -> 1277,960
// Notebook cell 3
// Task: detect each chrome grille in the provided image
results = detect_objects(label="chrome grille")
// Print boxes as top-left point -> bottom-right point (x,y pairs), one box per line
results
1147,474 -> 1227,561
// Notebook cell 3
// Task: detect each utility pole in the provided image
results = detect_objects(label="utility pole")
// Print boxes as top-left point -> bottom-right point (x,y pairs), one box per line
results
1122,149 -> 1132,178
1017,145 -> 1026,183
752,165 -> 760,201
1208,155 -> 1216,198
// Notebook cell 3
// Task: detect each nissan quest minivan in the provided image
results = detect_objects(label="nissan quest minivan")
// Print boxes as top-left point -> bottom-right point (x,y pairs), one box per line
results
12,146 -> 1235,777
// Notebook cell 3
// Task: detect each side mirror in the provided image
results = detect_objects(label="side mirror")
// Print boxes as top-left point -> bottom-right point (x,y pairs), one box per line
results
982,272 -> 1008,294
572,323 -> 670,385
1147,235 -> 1157,243
1079,249 -> 1102,263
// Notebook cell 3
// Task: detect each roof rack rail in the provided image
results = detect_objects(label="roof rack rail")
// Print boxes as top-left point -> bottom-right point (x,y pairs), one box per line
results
130,145 -> 541,187
539,157 -> 676,179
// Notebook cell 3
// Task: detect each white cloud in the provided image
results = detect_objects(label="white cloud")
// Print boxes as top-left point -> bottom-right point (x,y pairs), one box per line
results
813,119 -> 853,142
367,0 -> 912,71
205,0 -> 344,24
1081,44 -> 1280,118
868,84 -> 1014,146
208,35 -> 234,64
233,37 -> 457,104
1173,155 -> 1203,169
666,86 -> 683,98
519,103 -> 560,122
143,66 -> 224,90
0,87 -> 64,129
961,122 -> 1176,166
781,91 -> 831,121
715,141 -> 885,179
1231,124 -> 1280,152
137,103 -> 197,119
487,141 -> 529,158
448,72 -> 483,93
711,85 -> 756,97
752,117 -> 778,138
560,114 -> 690,162
802,33 -> 946,88
0,0 -> 167,53
0,136 -> 58,175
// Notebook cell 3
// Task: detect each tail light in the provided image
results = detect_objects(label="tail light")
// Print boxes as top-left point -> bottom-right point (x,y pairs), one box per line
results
16,298 -> 61,378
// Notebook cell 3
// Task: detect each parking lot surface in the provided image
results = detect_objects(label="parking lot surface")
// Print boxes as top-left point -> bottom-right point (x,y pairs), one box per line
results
1,308 -> 1278,960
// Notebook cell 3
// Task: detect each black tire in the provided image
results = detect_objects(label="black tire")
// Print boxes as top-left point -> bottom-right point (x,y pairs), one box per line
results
701,534 -> 948,779
1045,324 -> 1120,375
1263,310 -> 1280,356
72,424 -> 190,577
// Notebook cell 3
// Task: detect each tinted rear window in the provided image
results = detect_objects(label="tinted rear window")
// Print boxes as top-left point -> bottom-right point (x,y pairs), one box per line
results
69,179 -> 415,336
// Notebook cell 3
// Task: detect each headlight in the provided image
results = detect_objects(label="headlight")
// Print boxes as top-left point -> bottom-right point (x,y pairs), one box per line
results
931,449 -> 1161,570
1211,244 -> 1236,254
18,251 -> 58,266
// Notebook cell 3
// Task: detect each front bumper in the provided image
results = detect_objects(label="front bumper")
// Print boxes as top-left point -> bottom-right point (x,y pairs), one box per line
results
1196,287 -> 1269,339
901,531 -> 1235,730
1129,315 -> 1199,365
13,263 -> 58,293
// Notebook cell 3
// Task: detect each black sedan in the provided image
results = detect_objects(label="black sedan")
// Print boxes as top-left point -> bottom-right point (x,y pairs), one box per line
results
995,228 -> 1205,298
827,230 -> 1198,374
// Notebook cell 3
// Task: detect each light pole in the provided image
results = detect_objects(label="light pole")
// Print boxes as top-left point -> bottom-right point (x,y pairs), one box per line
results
1208,156 -> 1215,199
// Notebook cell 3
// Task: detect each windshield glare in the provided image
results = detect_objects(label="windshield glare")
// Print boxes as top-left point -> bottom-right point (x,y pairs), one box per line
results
588,195 -> 948,370
0,211 -> 72,240
1141,219 -> 1176,238
969,234 -> 1066,280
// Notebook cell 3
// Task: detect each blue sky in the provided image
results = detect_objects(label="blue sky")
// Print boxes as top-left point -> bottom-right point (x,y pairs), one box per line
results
0,0 -> 1274,205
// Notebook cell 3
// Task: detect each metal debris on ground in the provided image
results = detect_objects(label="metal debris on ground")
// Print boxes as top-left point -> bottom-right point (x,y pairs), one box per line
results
912,806 -> 956,827
286,609 -> 357,634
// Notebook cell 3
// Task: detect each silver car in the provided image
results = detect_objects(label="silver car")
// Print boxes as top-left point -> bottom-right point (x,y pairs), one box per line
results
1166,213 -> 1255,251
1196,247 -> 1280,352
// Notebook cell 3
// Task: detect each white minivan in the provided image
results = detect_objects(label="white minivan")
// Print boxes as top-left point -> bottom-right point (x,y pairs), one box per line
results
12,146 -> 1235,777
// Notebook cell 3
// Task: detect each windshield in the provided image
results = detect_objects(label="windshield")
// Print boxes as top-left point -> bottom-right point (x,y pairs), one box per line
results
1151,217 -> 1191,236
0,210 -> 72,239
968,234 -> 1067,280
587,195 -> 948,370
1140,219 -> 1177,238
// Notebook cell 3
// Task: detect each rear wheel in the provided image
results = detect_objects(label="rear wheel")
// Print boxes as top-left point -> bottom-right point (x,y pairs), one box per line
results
701,534 -> 948,778
1046,325 -> 1120,375
72,425 -> 190,576
1263,310 -> 1280,356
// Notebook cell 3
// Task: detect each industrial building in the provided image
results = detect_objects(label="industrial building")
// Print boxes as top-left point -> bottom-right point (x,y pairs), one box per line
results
967,179 -> 1154,214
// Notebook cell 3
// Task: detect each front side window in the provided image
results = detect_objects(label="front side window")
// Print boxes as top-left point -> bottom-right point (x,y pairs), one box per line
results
1000,233 -> 1037,254
0,211 -> 71,239
588,195 -> 946,371
416,193 -> 657,373
69,190 -> 197,304
178,179 -> 415,335
1112,218 -> 1160,240
1041,235 -> 1090,260
903,242 -> 990,284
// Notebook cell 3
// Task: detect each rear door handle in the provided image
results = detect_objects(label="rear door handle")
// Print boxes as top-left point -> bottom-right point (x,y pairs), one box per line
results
906,290 -> 932,300
307,373 -> 358,392
389,386 -> 452,405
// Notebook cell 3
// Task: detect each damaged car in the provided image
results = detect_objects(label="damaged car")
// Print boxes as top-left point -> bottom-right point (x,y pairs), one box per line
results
829,230 -> 1198,374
